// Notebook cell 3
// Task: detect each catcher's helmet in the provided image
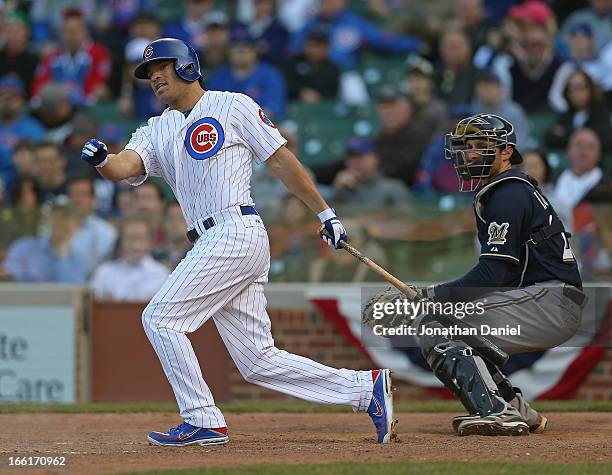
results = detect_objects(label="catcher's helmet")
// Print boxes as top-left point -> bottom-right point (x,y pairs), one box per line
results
134,38 -> 201,82
444,114 -> 522,192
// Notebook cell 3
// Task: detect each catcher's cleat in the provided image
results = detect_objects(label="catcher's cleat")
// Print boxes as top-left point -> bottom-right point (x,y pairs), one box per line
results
510,389 -> 548,433
455,405 -> 529,436
452,391 -> 547,434
367,369 -> 396,443
147,422 -> 229,446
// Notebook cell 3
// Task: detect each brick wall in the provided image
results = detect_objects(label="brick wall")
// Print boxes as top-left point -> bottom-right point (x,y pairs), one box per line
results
226,307 -> 612,402
577,348 -> 612,400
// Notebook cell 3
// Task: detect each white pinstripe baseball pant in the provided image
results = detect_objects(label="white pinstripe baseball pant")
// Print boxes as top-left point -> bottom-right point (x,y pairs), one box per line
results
142,208 -> 374,428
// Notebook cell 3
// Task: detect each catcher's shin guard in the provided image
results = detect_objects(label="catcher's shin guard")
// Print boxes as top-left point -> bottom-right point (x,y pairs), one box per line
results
425,341 -> 507,417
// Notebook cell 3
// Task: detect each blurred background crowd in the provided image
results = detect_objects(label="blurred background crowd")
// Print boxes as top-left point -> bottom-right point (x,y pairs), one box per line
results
0,0 -> 610,298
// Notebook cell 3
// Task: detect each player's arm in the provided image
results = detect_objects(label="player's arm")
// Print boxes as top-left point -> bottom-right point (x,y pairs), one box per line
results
81,139 -> 145,181
267,145 -> 347,249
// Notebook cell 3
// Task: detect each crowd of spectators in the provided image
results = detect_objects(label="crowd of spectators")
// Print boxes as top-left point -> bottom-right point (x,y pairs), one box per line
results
0,0 -> 611,291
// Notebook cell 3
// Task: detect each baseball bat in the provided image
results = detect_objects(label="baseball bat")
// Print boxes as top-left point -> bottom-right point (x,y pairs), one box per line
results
320,227 -> 509,366
320,227 -> 418,299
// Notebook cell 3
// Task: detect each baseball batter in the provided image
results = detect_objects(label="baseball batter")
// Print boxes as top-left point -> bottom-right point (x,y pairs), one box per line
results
413,114 -> 586,436
80,38 -> 394,446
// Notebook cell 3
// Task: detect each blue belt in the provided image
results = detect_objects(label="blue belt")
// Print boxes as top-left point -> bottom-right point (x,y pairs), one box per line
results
187,206 -> 258,243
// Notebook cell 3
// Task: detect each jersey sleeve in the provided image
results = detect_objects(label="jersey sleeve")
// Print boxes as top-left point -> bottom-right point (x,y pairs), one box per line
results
231,93 -> 287,164
124,119 -> 163,186
479,182 -> 530,264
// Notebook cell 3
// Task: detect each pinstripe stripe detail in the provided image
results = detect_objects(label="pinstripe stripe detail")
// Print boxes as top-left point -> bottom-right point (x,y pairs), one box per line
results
481,288 -> 548,311
480,252 -> 521,263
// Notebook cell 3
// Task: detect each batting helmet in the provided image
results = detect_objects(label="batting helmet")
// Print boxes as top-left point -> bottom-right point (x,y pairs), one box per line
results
134,38 -> 201,82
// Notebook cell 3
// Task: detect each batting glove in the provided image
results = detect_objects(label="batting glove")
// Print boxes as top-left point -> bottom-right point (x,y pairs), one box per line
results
81,139 -> 108,168
318,208 -> 347,249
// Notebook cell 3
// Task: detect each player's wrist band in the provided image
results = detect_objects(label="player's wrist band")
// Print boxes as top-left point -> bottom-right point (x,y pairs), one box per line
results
317,208 -> 336,223
95,158 -> 108,168
423,286 -> 436,299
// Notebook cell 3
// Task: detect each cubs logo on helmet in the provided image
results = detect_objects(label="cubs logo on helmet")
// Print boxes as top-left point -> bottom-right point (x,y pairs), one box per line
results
184,117 -> 225,160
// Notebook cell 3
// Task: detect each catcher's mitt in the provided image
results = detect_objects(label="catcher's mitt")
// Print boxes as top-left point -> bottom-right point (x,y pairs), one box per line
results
362,286 -> 424,329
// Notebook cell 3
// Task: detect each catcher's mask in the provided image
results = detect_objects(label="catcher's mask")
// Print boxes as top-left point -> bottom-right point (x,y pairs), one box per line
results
444,114 -> 522,192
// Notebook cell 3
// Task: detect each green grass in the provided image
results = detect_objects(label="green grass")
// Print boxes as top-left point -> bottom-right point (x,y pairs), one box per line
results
1,400 -> 611,414
129,462 -> 612,475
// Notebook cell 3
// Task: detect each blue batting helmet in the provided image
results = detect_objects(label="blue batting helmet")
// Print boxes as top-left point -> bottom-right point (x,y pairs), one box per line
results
134,38 -> 201,82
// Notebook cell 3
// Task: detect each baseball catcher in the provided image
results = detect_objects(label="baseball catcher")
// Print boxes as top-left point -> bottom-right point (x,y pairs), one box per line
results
387,114 -> 585,436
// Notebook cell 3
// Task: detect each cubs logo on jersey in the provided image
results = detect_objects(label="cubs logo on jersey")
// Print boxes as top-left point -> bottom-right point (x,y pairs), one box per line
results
185,117 -> 225,160
258,109 -> 276,128
487,221 -> 509,245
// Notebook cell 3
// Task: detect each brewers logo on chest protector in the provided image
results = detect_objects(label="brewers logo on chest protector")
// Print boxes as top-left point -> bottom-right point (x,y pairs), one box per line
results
185,117 -> 225,160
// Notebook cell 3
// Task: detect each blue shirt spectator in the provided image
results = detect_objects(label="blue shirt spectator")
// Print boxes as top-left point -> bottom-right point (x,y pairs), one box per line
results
2,198 -> 90,283
290,0 -> 420,69
0,75 -> 46,196
246,0 -> 290,64
162,0 -> 216,51
208,27 -> 287,118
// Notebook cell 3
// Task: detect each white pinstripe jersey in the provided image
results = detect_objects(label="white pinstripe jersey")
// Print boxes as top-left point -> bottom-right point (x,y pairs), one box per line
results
124,91 -> 286,228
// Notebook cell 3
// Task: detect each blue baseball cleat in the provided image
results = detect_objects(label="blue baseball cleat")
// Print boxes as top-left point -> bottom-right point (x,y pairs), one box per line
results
147,422 -> 229,446
367,369 -> 397,443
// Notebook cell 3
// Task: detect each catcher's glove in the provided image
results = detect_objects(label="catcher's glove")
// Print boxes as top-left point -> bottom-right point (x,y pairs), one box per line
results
362,285 -> 424,329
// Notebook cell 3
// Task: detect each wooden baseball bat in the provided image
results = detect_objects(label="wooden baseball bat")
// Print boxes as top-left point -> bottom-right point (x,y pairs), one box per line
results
320,227 -> 417,299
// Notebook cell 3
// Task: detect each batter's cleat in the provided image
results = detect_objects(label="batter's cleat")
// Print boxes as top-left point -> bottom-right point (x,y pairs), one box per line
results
367,369 -> 396,443
147,422 -> 229,446
455,404 -> 529,436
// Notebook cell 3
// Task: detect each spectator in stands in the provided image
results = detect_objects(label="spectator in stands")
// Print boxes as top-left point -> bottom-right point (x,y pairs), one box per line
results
34,142 -> 68,200
545,69 -> 611,151
2,196 -> 90,283
11,140 -> 37,178
152,202 -> 191,269
162,0 -> 215,51
201,12 -> 230,71
519,149 -> 555,197
128,12 -> 161,42
560,0 -> 612,51
120,37 -> 165,119
413,106 -> 471,195
30,83 -> 76,144
0,175 -> 44,252
405,56 -> 448,140
66,175 -> 118,276
208,26 -> 287,118
448,0 -> 491,50
90,217 -> 170,301
246,0 -> 289,64
134,181 -> 167,246
290,0 -> 421,70
0,74 -> 46,196
0,12 -> 39,95
550,23 -> 609,112
284,26 -> 340,102
434,28 -> 478,107
551,128 -> 612,231
62,111 -> 101,176
332,137 -> 409,209
31,9 -> 112,105
495,2 -> 563,113
470,70 -> 529,148
116,185 -> 138,218
373,85 -> 431,186
551,128 -> 612,278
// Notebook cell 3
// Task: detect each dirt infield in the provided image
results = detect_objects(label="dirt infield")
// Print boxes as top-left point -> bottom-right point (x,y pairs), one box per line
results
1,412 -> 611,474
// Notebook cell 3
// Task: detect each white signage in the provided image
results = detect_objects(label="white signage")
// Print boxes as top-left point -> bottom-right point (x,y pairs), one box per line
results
0,306 -> 76,403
